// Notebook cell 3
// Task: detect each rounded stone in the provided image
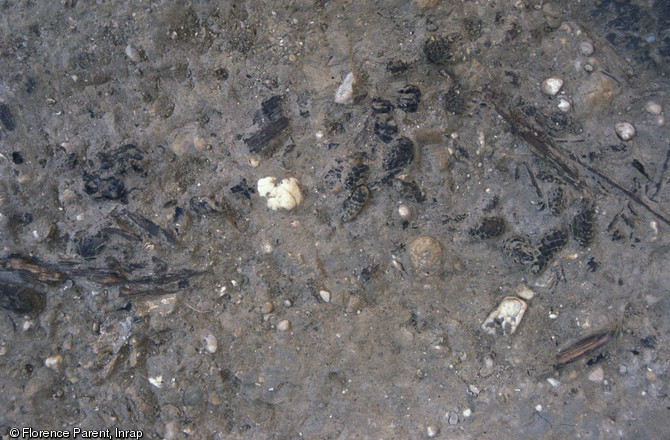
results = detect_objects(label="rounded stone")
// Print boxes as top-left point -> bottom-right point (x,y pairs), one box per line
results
615,122 -> 635,141
277,320 -> 290,331
579,41 -> 594,56
645,101 -> 662,115
542,77 -> 563,96
409,236 -> 443,276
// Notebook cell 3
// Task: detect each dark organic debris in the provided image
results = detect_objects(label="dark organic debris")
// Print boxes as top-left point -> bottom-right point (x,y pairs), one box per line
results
502,235 -> 537,266
0,103 -> 16,131
4,254 -> 65,285
382,137 -> 414,171
469,216 -> 507,239
396,85 -> 421,113
0,281 -> 45,314
556,329 -> 615,368
571,200 -> 596,247
245,95 -> 290,157
341,185 -> 370,223
532,228 -> 568,274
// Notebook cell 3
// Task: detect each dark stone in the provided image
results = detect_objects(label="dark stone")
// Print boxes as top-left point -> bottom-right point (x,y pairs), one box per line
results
11,152 -> 24,164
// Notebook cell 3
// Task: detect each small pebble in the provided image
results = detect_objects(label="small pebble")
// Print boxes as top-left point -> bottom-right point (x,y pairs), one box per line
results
262,301 -> 274,314
656,115 -> 665,127
409,235 -> 443,276
447,411 -> 459,425
615,122 -> 635,141
645,101 -> 662,115
535,404 -> 543,412
542,77 -> 564,96
426,425 -> 439,438
462,408 -> 472,418
546,377 -> 560,387
579,41 -> 594,56
588,366 -> 604,382
200,330 -> 218,354
557,98 -> 571,113
45,355 -> 63,371
277,320 -> 291,331
398,204 -> 412,218
319,290 -> 331,303
283,299 -> 293,308
619,365 -> 627,374
515,284 -> 535,301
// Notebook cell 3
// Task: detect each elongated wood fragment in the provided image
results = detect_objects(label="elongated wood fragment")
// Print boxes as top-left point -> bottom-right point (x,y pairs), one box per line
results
556,329 -> 615,367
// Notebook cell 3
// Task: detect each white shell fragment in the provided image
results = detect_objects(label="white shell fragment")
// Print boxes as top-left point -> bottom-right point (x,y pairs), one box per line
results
542,77 -> 564,96
482,296 -> 528,335
257,177 -> 303,211
334,72 -> 355,104
319,290 -> 331,303
615,122 -> 635,141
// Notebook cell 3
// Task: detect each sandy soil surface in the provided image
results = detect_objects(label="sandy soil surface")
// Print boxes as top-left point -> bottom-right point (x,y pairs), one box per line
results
1,0 -> 669,438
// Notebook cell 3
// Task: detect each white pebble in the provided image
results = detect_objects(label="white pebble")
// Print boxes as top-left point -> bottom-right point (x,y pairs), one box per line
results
657,115 -> 665,127
426,425 -> 439,438
462,408 -> 472,418
200,330 -> 218,354
319,290 -> 331,303
588,366 -> 604,382
645,101 -> 662,115
45,355 -> 63,371
579,41 -> 594,56
557,98 -> 571,113
257,177 -> 303,211
535,404 -> 543,412
277,320 -> 291,331
615,122 -> 635,141
546,377 -> 560,387
398,205 -> 412,218
542,77 -> 564,96
482,296 -> 527,335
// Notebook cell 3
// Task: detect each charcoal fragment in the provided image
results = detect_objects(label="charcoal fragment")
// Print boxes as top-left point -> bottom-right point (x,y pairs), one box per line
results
502,235 -> 537,266
374,116 -> 397,143
341,185 -> 370,222
76,231 -> 107,259
531,228 -> 568,273
0,103 -> 15,131
396,85 -> 421,113
469,216 -> 506,239
571,200 -> 596,247
0,281 -> 45,314
423,34 -> 465,66
383,137 -> 414,171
